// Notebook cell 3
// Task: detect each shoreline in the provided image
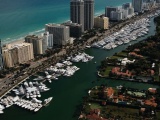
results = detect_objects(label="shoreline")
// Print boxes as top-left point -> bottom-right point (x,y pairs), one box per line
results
1,11 -> 105,45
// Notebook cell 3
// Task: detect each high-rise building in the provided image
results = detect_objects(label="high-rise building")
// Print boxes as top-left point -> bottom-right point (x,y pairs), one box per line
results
94,16 -> 109,29
62,21 -> 82,38
2,43 -> 34,68
105,6 -> 119,18
70,0 -> 84,31
110,10 -> 123,21
25,35 -> 43,55
128,7 -> 134,15
0,40 -> 4,70
122,3 -> 132,9
45,24 -> 70,46
122,9 -> 129,19
84,0 -> 94,30
43,32 -> 54,48
122,3 -> 134,17
132,0 -> 143,12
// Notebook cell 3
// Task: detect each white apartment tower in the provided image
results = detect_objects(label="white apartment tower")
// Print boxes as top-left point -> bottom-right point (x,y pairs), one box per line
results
45,24 -> 70,46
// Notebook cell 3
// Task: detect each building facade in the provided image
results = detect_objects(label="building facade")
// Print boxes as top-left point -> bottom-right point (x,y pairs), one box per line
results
94,16 -> 109,29
62,21 -> 82,38
110,10 -> 123,21
128,7 -> 134,15
132,0 -> 143,12
84,0 -> 94,30
122,3 -> 132,9
70,0 -> 84,31
45,24 -> 70,46
25,35 -> 43,55
105,6 -> 119,18
2,43 -> 34,68
122,9 -> 129,19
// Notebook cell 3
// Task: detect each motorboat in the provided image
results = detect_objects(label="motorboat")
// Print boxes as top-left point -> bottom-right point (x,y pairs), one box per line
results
43,97 -> 53,106
33,76 -> 44,81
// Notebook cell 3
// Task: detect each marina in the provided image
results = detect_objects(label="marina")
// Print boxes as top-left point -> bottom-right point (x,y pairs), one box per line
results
92,11 -> 160,50
0,52 -> 94,114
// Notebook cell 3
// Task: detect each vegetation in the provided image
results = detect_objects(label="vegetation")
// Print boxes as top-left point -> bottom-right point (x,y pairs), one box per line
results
80,85 -> 160,120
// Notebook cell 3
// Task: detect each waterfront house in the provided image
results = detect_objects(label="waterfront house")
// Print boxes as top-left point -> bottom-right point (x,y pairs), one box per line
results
129,52 -> 143,58
111,67 -> 132,77
87,109 -> 107,120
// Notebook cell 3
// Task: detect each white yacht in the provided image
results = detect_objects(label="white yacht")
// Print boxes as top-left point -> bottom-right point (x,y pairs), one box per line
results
33,76 -> 44,81
0,110 -> 4,114
48,79 -> 52,83
43,97 -> 53,106
34,104 -> 43,112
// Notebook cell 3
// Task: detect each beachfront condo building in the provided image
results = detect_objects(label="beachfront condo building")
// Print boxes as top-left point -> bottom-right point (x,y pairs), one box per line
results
128,7 -> 134,16
70,0 -> 84,31
45,24 -> 70,46
94,16 -> 109,29
62,21 -> 82,38
43,32 -> 53,48
122,9 -> 129,19
132,0 -> 143,12
110,10 -> 123,21
122,2 -> 134,17
2,43 -> 34,68
25,35 -> 43,55
122,3 -> 132,9
70,0 -> 94,31
105,6 -> 119,18
84,0 -> 94,30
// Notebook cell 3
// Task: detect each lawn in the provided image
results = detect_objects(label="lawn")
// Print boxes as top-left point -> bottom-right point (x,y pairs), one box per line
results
90,103 -> 102,109
87,103 -> 140,120
100,66 -> 113,77
117,51 -> 128,56
156,111 -> 160,120
110,55 -> 123,59
154,75 -> 159,82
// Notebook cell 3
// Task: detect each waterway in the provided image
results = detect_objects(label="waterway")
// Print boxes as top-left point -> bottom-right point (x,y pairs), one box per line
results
0,18 -> 159,120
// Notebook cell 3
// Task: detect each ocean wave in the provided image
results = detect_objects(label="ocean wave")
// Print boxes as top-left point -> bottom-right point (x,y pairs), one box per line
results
95,10 -> 105,16
2,28 -> 45,45
34,28 -> 45,33
28,28 -> 45,35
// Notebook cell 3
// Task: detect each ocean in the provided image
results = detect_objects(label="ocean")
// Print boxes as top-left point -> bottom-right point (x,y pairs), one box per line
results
0,0 -> 131,44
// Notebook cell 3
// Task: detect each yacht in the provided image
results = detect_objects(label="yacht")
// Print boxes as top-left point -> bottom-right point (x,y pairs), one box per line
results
86,45 -> 91,48
34,104 -> 43,112
48,79 -> 52,83
43,97 -> 53,106
32,98 -> 42,104
33,76 -> 44,81
0,110 -> 4,114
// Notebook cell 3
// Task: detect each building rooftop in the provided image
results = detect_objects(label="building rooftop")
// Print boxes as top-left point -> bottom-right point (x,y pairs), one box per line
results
62,21 -> 82,26
46,23 -> 69,28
